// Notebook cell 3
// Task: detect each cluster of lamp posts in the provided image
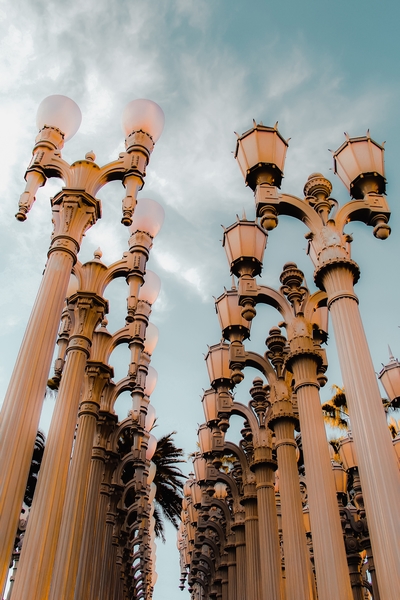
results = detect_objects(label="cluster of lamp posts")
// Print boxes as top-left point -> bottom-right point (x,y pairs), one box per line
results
0,96 -> 399,600
178,125 -> 400,600
0,95 -> 167,600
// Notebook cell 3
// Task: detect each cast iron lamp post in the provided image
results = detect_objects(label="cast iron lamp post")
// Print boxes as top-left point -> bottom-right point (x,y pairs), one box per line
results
233,123 -> 400,599
0,94 -> 164,597
211,267 -> 348,600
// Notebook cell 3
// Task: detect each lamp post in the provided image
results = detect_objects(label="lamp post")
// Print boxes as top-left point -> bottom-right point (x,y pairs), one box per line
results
219,226 -> 351,600
0,95 -> 164,597
233,122 -> 400,598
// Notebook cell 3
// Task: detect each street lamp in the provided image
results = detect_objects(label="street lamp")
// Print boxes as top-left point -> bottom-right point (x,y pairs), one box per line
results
0,94 -> 165,598
233,121 -> 400,599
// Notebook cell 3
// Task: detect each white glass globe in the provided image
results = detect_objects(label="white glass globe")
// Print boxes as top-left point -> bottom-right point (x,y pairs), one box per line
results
144,366 -> 158,396
36,95 -> 82,141
146,436 -> 158,461
145,403 -> 157,432
143,323 -> 159,356
139,270 -> 161,305
122,98 -> 165,141
147,461 -> 157,484
129,198 -> 165,237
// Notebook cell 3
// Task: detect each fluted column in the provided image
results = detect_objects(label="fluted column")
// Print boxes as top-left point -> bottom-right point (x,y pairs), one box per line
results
291,353 -> 353,600
241,484 -> 260,600
74,421 -> 117,600
91,462 -> 118,600
0,194 -> 99,590
49,365 -> 112,600
273,416 -> 316,600
232,518 -> 246,600
226,534 -> 237,600
252,449 -> 282,600
321,263 -> 400,598
98,486 -> 122,600
12,293 -> 105,600
220,557 -> 228,600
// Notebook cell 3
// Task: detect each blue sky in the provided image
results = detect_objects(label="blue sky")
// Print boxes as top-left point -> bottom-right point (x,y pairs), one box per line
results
1,1 -> 399,598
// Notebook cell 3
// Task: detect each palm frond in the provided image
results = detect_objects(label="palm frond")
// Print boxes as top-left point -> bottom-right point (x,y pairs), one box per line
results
152,432 -> 186,539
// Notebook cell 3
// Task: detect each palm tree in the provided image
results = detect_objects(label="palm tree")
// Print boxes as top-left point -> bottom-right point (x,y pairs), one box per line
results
151,432 -> 186,542
321,384 -> 350,430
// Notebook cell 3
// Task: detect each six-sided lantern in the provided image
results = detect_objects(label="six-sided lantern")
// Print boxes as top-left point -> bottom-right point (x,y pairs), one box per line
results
378,351 -> 400,408
223,219 -> 267,278
234,122 -> 289,190
215,287 -> 251,342
332,132 -> 386,199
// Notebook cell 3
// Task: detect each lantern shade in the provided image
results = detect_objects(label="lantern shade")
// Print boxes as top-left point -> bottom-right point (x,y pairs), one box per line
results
147,461 -> 157,484
331,461 -> 347,495
122,99 -> 165,141
215,288 -> 251,340
332,133 -> 385,198
205,343 -> 232,388
303,506 -> 311,534
145,404 -> 156,432
148,482 -> 157,503
183,478 -> 193,498
143,322 -> 159,355
379,353 -> 400,407
214,482 -> 228,499
193,454 -> 207,482
146,434 -> 158,460
339,433 -> 358,471
190,482 -> 203,507
145,366 -> 158,396
198,424 -> 213,455
139,270 -> 161,305
36,95 -> 82,141
187,500 -> 198,525
130,198 -> 165,238
202,389 -> 219,424
223,220 -> 267,278
235,123 -> 288,190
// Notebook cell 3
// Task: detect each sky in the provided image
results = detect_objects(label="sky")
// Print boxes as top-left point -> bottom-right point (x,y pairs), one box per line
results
1,1 -> 400,598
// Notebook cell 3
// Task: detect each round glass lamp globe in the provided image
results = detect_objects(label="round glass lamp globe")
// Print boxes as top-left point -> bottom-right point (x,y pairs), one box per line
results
130,198 -> 165,237
143,322 -> 159,355
145,403 -> 157,432
139,270 -> 161,305
146,437 -> 158,461
36,95 -> 82,141
147,461 -> 157,484
145,366 -> 158,396
149,481 -> 157,502
122,98 -> 165,141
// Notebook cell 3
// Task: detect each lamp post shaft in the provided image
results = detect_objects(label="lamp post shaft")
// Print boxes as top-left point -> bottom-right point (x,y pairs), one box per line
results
322,265 -> 400,598
12,293 -> 104,600
291,356 -> 353,600
74,422 -> 116,600
0,197 -> 95,592
49,367 -> 111,600
242,489 -> 261,600
232,521 -> 246,600
226,542 -> 237,600
252,457 -> 283,600
273,419 -> 316,600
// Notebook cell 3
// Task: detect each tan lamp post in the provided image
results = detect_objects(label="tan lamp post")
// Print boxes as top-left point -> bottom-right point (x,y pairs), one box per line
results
215,280 -> 317,600
378,348 -> 400,409
234,123 -> 400,599
222,218 -> 351,600
0,94 -> 164,593
191,452 -> 244,600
